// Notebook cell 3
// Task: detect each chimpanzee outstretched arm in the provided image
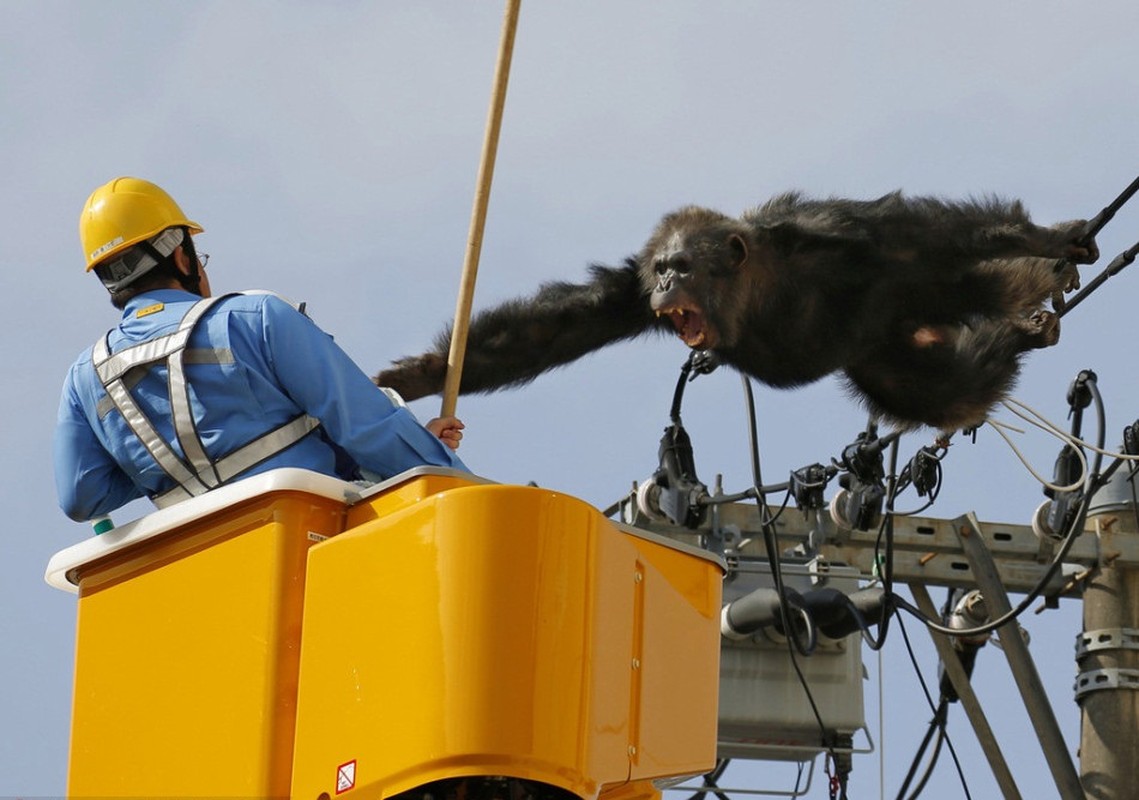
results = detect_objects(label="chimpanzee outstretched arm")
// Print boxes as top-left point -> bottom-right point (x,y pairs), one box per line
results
376,260 -> 663,401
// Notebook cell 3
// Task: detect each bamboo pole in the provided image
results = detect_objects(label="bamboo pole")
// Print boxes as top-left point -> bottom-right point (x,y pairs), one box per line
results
440,0 -> 521,417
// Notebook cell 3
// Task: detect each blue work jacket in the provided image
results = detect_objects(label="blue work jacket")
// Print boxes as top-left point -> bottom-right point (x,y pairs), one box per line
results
54,289 -> 466,521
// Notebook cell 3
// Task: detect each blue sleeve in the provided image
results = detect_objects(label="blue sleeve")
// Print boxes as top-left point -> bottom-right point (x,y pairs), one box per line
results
53,367 -> 144,521
258,297 -> 468,477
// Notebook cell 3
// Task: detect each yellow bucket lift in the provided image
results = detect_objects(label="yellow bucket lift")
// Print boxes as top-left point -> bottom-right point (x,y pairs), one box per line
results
46,468 -> 724,799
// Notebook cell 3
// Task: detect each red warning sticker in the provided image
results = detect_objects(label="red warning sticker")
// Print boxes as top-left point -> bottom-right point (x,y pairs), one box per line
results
336,759 -> 357,794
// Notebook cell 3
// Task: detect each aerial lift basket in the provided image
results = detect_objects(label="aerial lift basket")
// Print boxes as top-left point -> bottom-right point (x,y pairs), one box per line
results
46,468 -> 724,800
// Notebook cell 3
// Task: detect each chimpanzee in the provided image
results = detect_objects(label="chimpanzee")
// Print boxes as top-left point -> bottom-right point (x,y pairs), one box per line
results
376,191 -> 1097,430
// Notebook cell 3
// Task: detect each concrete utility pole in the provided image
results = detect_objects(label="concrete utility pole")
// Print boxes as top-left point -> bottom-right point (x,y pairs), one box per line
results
1079,468 -> 1139,799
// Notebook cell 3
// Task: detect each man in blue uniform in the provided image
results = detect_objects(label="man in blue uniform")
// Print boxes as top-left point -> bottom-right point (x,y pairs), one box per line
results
54,177 -> 468,522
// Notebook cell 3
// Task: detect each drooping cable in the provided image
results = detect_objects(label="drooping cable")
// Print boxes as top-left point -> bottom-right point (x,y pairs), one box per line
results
861,434 -> 901,652
1002,398 -> 1139,462
985,416 -> 1088,494
896,586 -> 992,799
740,374 -> 838,776
893,375 -> 1109,639
894,697 -> 948,800
891,445 -> 945,517
894,611 -> 973,800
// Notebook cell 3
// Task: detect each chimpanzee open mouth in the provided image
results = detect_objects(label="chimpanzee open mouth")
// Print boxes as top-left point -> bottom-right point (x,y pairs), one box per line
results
657,305 -> 713,348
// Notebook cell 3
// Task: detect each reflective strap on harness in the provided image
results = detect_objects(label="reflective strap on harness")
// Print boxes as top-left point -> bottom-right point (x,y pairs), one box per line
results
96,349 -> 234,418
151,413 -> 320,508
165,297 -> 226,485
92,293 -> 320,506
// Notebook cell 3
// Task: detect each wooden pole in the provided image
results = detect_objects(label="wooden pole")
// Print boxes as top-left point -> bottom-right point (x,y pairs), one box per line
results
440,0 -> 521,418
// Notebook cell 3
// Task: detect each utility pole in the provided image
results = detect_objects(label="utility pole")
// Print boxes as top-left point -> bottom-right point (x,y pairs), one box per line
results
1079,468 -> 1139,799
625,456 -> 1139,797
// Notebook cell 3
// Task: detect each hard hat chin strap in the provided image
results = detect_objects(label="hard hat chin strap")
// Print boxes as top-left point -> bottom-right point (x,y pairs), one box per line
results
174,231 -> 202,294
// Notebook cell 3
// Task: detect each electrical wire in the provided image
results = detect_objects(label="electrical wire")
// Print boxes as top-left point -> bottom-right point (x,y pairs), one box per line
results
734,490 -> 793,552
894,697 -> 948,800
893,376 -> 1110,639
878,439 -> 948,516
1129,462 -> 1139,534
699,481 -> 793,506
989,394 -> 1139,496
891,458 -> 943,516
1056,173 -> 1139,317
1002,398 -> 1139,461
894,612 -> 973,800
760,490 -> 793,527
985,416 -> 1088,494
740,374 -> 843,794
892,497 -> 939,517
725,374 -> 1114,741
891,481 -> 1092,639
663,363 -> 1125,795
896,588 -> 985,799
860,435 -> 901,652
905,719 -> 947,799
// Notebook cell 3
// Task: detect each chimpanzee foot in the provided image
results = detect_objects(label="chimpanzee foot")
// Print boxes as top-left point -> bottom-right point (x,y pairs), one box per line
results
1019,309 -> 1060,349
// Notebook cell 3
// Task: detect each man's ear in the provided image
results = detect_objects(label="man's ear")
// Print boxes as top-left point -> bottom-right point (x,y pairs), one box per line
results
172,245 -> 192,276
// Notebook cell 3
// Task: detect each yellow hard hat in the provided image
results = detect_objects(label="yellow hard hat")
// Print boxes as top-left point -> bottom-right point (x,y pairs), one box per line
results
79,177 -> 203,271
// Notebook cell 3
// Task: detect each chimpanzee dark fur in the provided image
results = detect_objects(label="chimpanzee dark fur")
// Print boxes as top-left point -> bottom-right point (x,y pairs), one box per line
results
377,191 -> 1097,430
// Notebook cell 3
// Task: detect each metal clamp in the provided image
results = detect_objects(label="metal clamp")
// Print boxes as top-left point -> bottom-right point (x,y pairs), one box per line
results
1075,627 -> 1139,659
1074,668 -> 1139,701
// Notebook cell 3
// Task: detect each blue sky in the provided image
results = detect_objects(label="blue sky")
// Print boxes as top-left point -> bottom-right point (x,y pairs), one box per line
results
5,3 -> 1139,797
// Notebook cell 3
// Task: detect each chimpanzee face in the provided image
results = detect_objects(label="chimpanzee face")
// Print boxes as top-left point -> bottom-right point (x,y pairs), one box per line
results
639,207 -> 750,350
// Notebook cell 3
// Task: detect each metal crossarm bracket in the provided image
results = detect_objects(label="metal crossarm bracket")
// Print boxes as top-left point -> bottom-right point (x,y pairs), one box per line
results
620,493 -> 1132,595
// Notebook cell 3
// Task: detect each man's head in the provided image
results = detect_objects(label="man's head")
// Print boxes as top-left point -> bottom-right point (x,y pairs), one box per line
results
80,177 -> 208,308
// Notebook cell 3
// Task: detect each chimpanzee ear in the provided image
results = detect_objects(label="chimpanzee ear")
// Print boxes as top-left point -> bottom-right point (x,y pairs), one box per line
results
728,233 -> 749,268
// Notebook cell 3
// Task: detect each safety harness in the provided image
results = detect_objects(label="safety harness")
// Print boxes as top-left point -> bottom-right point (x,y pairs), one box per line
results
91,293 -> 320,508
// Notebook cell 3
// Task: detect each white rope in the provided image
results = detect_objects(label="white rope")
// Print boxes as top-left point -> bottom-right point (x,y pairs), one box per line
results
1003,397 -> 1139,462
986,395 -> 1139,493
982,402 -> 1089,493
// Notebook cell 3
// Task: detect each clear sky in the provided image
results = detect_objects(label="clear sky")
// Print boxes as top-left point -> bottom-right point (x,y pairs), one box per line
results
5,2 -> 1139,798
